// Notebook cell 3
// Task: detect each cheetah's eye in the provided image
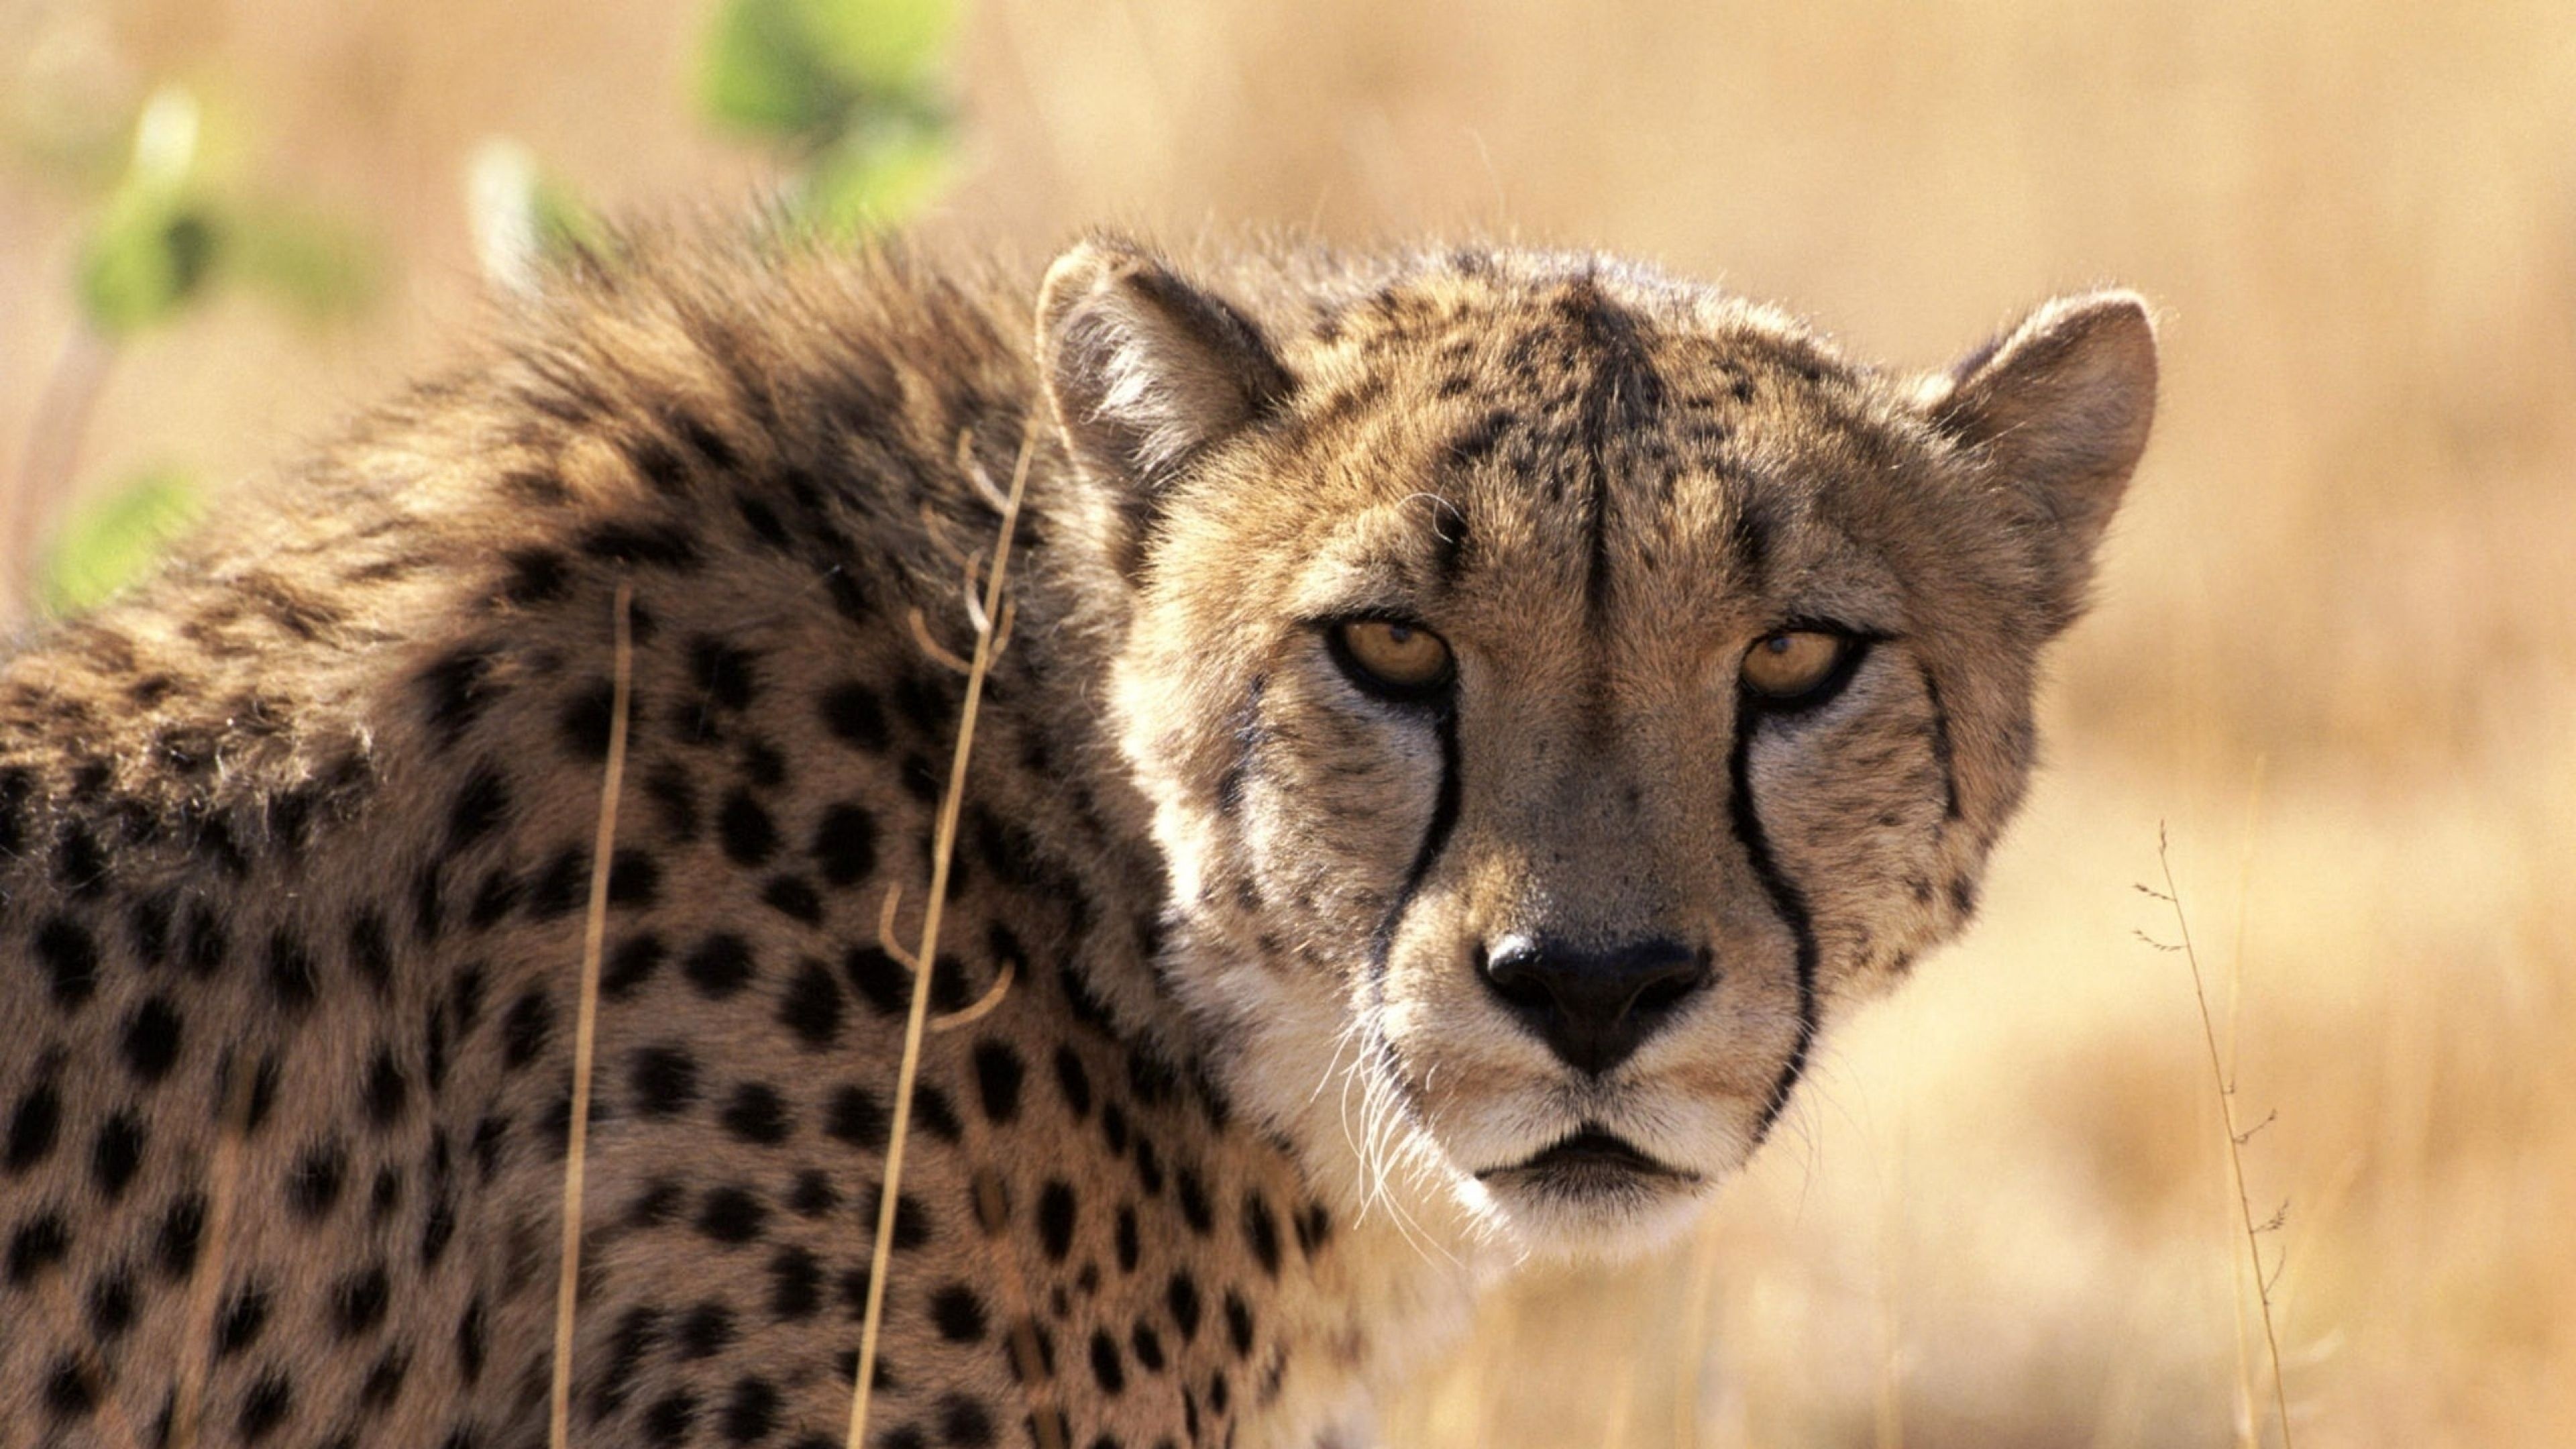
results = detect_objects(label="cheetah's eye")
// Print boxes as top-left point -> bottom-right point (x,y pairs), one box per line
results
1739,629 -> 1850,703
1329,619 -> 1455,701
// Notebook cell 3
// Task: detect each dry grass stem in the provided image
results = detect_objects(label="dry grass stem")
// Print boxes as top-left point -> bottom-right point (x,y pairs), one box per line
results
2147,824 -> 2296,1448
845,424 -> 1036,1449
548,580 -> 635,1449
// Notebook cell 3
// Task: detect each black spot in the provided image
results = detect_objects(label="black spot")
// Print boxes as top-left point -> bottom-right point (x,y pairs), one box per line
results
631,1046 -> 700,1116
645,766 -> 700,841
1089,1330 -> 1127,1394
820,682 -> 891,752
720,1082 -> 791,1144
153,1194 -> 204,1279
418,645 -> 501,747
1131,1322 -> 1167,1373
718,790 -> 780,866
264,929 -> 318,1014
501,547 -> 572,606
1208,1368 -> 1230,1416
739,737 -> 789,788
216,1282 -> 271,1357
685,932 -> 758,998
358,1346 -> 409,1413
467,866 -> 523,928
593,1306 -> 665,1419
92,1112 -> 146,1201
629,1179 -> 685,1227
608,849 -> 660,907
602,933 -> 667,999
288,1140 -> 345,1220
235,1370 -> 294,1442
692,637 -> 759,710
893,672 -> 954,736
525,845 -> 588,918
859,1181 -> 934,1252
972,1039 -> 1025,1124
33,917 -> 100,1012
1294,1203 -> 1332,1258
1053,1047 -> 1093,1121
469,1113 -> 507,1178
1241,1192 -> 1281,1277
779,957 -> 845,1048
8,1210 -> 71,1283
362,1048 -> 409,1129
789,1169 -> 838,1216
769,1244 -> 824,1320
761,875 -> 824,923
1165,1273 -> 1201,1342
1950,876 -> 1980,918
88,1267 -> 138,1339
502,989 -> 553,1069
929,1284 -> 988,1342
698,1185 -> 768,1244
455,1293 -> 488,1381
910,1083 -> 961,1144
1223,1291 -> 1255,1357
1175,1166 -> 1214,1235
630,436 -> 689,495
723,1377 -> 784,1444
420,1191 -> 457,1267
5,1079 -> 63,1172
1099,1101 -> 1129,1157
676,1301 -> 736,1359
811,802 -> 878,885
844,947 -> 909,1015
445,765 -> 511,851
580,520 -> 700,570
347,910 -> 393,993
643,1389 -> 699,1446
1036,1180 -> 1077,1262
1115,1206 -> 1140,1273
333,1264 -> 391,1338
42,1353 -> 92,1420
938,1393 -> 996,1448
824,1083 -> 888,1151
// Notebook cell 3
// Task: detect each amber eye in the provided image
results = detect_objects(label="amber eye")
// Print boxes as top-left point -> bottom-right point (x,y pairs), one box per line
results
1330,619 -> 1456,700
1739,629 -> 1849,702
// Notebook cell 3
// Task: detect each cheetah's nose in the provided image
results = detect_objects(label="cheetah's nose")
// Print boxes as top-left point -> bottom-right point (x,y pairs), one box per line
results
1478,934 -> 1712,1077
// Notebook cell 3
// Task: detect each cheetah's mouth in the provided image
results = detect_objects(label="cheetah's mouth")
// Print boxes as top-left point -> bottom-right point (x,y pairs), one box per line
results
1474,1127 -> 1699,1190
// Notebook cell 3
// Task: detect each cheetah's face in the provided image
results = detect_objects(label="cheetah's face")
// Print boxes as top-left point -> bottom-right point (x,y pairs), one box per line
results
1040,242 -> 2155,1254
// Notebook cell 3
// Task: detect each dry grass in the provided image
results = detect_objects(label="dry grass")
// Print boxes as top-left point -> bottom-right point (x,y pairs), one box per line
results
5,1 -> 2573,1444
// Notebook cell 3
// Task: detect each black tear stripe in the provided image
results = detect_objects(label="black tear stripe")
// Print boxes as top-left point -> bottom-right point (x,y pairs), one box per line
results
1365,710 -> 1463,1007
1728,714 -> 1819,1147
1920,664 -> 1962,822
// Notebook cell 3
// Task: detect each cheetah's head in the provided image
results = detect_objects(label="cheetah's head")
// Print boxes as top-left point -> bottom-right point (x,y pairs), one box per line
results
1037,239 -> 2155,1256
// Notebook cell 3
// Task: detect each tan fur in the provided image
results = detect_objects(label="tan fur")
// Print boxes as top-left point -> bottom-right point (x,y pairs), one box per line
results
0,227 -> 2151,1447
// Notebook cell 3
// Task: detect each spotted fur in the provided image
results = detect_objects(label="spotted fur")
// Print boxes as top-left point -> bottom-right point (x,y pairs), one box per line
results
0,228 -> 2153,1447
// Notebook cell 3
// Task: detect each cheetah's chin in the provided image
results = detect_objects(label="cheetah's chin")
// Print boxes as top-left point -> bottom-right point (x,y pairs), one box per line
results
1459,1129 -> 1718,1260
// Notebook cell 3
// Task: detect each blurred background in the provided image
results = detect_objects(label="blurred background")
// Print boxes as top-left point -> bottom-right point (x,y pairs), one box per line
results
5,0 -> 2572,1443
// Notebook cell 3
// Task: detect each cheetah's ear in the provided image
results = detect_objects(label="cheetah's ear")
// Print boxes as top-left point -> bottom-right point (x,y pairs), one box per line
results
1919,290 -> 2158,623
1036,239 -> 1295,525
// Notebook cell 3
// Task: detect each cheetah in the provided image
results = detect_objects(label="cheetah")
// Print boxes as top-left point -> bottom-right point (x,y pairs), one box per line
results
0,229 -> 2155,1448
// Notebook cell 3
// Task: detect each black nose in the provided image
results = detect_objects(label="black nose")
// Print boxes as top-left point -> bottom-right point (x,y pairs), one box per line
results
1479,935 -> 1712,1076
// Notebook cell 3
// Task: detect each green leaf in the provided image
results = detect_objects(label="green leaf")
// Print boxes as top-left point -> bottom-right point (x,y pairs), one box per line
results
796,0 -> 956,95
800,118 -> 954,235
697,0 -> 958,146
229,204 -> 381,323
76,191 -> 222,336
36,470 -> 201,616
75,89 -> 222,337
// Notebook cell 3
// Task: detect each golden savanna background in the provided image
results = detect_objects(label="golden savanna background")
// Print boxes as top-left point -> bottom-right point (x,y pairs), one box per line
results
5,1 -> 2572,1444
